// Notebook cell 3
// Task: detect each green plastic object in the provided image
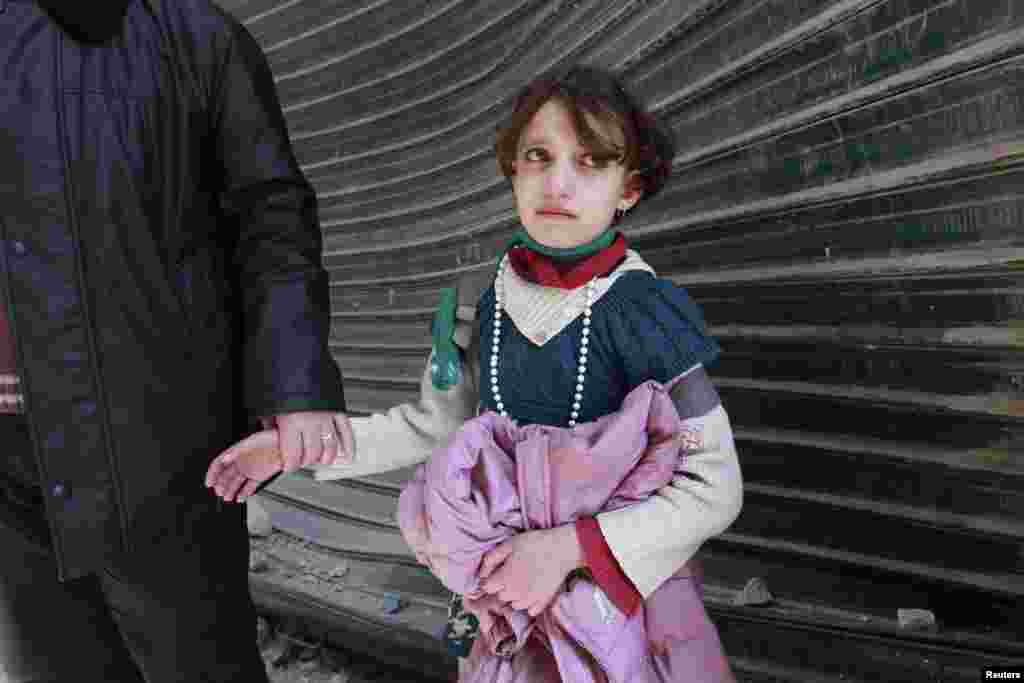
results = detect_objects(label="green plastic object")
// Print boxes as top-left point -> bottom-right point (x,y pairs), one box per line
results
430,287 -> 462,390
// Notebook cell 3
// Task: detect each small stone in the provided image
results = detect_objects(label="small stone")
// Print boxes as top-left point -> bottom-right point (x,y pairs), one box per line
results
733,577 -> 773,606
249,551 -> 270,574
246,499 -> 273,537
327,562 -> 349,579
319,648 -> 351,672
256,616 -> 273,647
897,608 -> 937,630
261,636 -> 292,668
381,592 -> 406,614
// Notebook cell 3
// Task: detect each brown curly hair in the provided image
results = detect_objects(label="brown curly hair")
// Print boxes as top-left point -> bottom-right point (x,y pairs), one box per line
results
495,65 -> 675,201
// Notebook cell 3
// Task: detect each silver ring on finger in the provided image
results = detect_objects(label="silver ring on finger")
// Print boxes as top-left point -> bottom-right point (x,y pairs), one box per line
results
320,431 -> 335,444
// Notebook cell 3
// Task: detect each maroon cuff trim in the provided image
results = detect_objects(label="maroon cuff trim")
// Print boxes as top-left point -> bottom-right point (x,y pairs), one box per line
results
575,517 -> 642,616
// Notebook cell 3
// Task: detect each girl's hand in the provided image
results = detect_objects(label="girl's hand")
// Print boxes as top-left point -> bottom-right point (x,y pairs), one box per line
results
205,430 -> 284,503
461,593 -> 497,637
478,526 -> 584,617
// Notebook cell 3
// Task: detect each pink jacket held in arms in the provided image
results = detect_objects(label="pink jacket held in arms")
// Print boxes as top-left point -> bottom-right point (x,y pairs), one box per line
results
397,379 -> 735,682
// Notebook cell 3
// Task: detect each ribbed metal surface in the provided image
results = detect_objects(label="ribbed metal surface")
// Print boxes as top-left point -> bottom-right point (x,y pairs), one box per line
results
216,0 -> 1024,678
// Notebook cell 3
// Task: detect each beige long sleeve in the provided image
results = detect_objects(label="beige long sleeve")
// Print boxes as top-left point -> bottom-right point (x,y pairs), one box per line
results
309,320 -> 481,481
595,404 -> 743,599
309,301 -> 741,601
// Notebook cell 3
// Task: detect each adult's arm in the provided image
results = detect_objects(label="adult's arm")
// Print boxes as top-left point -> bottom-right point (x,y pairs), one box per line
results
210,17 -> 345,421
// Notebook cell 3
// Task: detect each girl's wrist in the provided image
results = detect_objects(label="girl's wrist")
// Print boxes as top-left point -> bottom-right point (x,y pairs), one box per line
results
560,524 -> 586,570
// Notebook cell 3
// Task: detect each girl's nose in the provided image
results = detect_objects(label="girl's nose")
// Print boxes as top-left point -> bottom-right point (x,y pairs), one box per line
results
543,160 -> 575,197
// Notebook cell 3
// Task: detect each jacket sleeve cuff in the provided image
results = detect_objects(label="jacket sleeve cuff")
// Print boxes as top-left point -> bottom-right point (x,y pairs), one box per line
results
575,517 -> 642,617
257,394 -> 347,420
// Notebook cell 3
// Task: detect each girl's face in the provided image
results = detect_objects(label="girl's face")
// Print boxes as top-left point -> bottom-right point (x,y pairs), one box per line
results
511,100 -> 640,249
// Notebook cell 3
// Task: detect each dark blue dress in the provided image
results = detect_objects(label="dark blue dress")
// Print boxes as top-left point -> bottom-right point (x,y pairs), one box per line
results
477,270 -> 720,427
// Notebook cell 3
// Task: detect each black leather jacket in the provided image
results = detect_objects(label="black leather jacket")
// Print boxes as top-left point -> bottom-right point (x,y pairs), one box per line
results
0,0 -> 345,579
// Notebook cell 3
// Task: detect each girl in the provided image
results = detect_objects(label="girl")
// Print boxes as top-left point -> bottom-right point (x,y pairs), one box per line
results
207,65 -> 742,681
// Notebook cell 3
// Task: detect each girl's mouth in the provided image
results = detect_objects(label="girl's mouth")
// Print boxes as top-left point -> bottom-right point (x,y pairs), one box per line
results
537,208 -> 576,218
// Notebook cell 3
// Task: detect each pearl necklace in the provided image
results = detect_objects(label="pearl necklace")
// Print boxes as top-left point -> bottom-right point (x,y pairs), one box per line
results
490,257 -> 597,427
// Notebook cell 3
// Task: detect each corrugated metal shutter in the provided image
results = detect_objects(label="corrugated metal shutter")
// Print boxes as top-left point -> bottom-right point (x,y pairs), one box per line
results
217,1 -> 1024,678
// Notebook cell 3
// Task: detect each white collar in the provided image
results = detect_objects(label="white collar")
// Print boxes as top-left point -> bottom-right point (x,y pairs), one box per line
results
498,249 -> 655,347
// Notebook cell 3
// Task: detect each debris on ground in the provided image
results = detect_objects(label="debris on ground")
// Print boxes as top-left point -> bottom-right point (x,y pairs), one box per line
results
733,577 -> 773,606
897,608 -> 937,631
381,592 -> 407,615
251,549 -> 272,574
258,614 -> 449,683
247,499 -> 274,537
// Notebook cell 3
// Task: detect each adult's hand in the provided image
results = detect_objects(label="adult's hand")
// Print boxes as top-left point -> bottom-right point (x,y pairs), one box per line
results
205,429 -> 282,503
478,525 -> 584,617
263,411 -> 355,472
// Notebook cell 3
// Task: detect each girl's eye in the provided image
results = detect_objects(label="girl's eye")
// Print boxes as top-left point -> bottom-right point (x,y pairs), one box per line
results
523,148 -> 548,162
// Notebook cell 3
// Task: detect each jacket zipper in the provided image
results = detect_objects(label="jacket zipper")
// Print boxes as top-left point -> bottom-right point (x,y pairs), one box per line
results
53,31 -> 131,562
177,260 -> 195,337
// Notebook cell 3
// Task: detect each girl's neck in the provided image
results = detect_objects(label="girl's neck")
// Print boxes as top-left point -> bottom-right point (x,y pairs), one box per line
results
506,228 -> 618,263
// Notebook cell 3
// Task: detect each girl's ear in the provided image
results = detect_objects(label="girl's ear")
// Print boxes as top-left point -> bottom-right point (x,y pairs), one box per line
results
621,173 -> 644,210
